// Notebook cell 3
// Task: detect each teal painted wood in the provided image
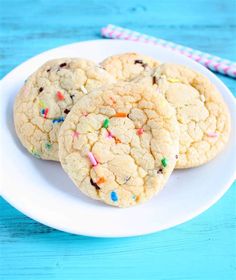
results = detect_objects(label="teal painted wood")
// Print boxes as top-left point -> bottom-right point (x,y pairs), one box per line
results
0,0 -> 235,279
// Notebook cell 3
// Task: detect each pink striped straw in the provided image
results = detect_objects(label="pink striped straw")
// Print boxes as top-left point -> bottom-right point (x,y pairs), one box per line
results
101,24 -> 236,79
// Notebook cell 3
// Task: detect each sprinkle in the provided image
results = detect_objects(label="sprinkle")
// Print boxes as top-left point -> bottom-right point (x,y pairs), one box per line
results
57,91 -> 65,101
44,108 -> 49,119
80,85 -> 88,94
157,168 -> 163,174
45,142 -> 52,150
70,94 -> 75,100
132,194 -> 136,200
115,137 -> 121,144
90,179 -> 100,190
52,116 -> 64,123
88,152 -> 98,166
31,148 -> 41,159
38,87 -> 44,93
64,108 -> 70,114
124,176 -> 131,184
207,132 -> 218,138
107,130 -> 113,139
106,130 -> 120,143
96,177 -> 105,185
152,76 -> 157,85
40,107 -> 49,118
111,191 -> 118,202
137,128 -> 144,136
168,78 -> 181,83
72,131 -> 80,138
134,60 -> 148,68
82,112 -> 88,117
103,118 -> 110,128
59,62 -> 67,67
39,100 -> 46,108
161,158 -> 168,167
134,59 -> 143,64
114,112 -> 127,118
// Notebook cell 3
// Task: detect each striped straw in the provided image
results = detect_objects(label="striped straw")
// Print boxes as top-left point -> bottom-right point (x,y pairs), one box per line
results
101,24 -> 236,79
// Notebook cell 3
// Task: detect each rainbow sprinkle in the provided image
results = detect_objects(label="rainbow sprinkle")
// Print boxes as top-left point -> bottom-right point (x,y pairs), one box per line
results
103,118 -> 110,128
168,78 -> 181,83
39,99 -> 46,108
111,191 -> 118,202
106,130 -> 121,143
31,148 -> 41,159
137,128 -> 144,136
115,137 -> 121,144
161,158 -> 168,167
107,130 -> 113,139
44,108 -> 49,119
114,112 -> 127,118
52,116 -> 64,123
207,132 -> 218,138
90,178 -> 100,190
124,176 -> 131,184
97,177 -> 105,185
80,85 -> 88,94
40,108 -> 49,118
88,152 -> 98,166
45,142 -> 52,150
56,91 -> 65,101
72,131 -> 80,138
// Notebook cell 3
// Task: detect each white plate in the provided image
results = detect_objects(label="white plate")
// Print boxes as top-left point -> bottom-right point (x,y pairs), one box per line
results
1,40 -> 236,237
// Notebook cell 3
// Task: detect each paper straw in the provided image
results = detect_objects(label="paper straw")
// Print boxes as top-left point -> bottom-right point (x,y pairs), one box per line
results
101,24 -> 236,79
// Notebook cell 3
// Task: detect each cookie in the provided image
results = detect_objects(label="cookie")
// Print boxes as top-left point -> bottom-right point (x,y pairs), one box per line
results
133,63 -> 231,168
14,58 -> 115,161
100,52 -> 160,81
58,83 -> 179,207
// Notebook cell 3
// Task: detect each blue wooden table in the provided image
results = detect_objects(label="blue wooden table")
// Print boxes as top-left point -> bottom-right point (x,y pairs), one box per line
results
0,1 -> 235,279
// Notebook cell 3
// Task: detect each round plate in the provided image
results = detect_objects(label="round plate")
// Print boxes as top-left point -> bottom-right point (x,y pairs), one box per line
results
1,40 -> 236,237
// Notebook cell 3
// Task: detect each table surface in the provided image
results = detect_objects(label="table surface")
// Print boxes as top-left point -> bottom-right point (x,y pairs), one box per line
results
0,0 -> 235,279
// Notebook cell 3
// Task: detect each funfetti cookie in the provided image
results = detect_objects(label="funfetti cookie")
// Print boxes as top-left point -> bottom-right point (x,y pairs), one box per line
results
14,58 -> 115,161
58,83 -> 179,207
133,63 -> 231,168
100,52 -> 160,81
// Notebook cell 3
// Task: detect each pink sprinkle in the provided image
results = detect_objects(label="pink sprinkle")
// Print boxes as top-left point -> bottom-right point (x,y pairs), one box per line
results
107,130 -> 114,139
44,108 -> 49,119
88,152 -> 98,166
137,128 -> 144,136
82,112 -> 88,117
207,132 -> 218,138
72,131 -> 80,138
57,91 -> 65,101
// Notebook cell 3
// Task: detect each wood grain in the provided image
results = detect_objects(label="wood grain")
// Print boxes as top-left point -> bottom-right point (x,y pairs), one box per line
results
0,0 -> 235,279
